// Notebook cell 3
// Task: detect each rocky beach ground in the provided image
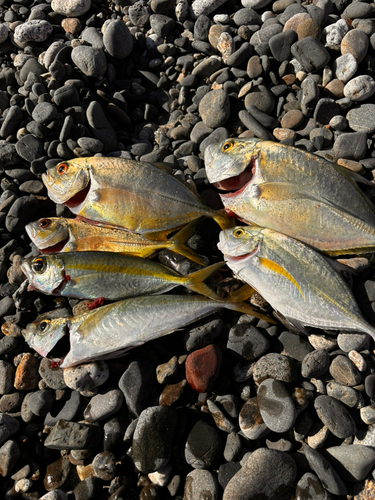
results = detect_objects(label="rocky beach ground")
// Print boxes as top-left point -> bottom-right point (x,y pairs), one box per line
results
2,0 -> 375,498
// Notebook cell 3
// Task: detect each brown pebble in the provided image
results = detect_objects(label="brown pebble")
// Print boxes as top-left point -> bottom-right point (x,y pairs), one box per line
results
282,74 -> 296,85
208,24 -> 230,49
353,479 -> 375,499
283,13 -> 311,32
273,128 -> 296,141
77,464 -> 94,481
14,353 -> 39,390
1,321 -> 23,337
280,109 -> 304,129
297,18 -> 320,40
336,158 -> 363,172
61,18 -> 82,36
324,79 -> 344,98
43,456 -> 72,491
7,255 -> 26,285
159,380 -> 187,406
247,55 -> 263,79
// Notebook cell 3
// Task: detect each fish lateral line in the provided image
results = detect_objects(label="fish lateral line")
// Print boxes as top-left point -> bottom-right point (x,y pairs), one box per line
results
258,257 -> 305,300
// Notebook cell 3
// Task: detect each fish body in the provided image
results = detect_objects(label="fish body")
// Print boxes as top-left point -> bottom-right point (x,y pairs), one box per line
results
218,226 -> 375,338
23,295 -> 271,367
42,157 -> 231,237
25,217 -> 207,265
21,251 -> 224,301
205,138 -> 375,255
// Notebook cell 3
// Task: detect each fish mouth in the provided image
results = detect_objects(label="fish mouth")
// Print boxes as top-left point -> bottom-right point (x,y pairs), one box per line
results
48,326 -> 71,361
222,242 -> 260,261
38,236 -> 70,254
213,155 -> 258,198
64,179 -> 91,208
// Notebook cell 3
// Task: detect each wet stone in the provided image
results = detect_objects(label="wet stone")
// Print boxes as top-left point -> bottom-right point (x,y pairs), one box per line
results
119,359 -> 155,417
132,406 -> 177,473
314,395 -> 356,439
92,451 -> 116,481
239,397 -> 270,440
227,323 -> 269,360
301,349 -> 330,378
257,378 -> 296,433
83,389 -> 123,422
184,469 -> 219,500
223,448 -> 296,500
329,354 -> 362,386
185,419 -> 222,469
63,361 -> 109,392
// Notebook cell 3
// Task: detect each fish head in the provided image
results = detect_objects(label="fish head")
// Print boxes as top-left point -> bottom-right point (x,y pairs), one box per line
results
25,218 -> 70,253
23,314 -> 69,358
42,159 -> 91,206
21,255 -> 65,294
205,138 -> 264,190
218,226 -> 264,263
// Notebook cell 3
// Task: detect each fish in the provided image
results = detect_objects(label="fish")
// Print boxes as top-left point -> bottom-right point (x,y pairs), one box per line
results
21,251 -> 225,301
205,138 -> 375,255
42,157 -> 232,239
23,294 -> 273,368
25,217 -> 207,265
218,225 -> 375,339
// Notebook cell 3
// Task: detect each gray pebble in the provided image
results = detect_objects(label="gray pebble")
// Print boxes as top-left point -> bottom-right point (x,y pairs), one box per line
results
301,349 -> 330,378
304,446 -> 347,495
207,399 -> 236,433
28,389 -> 54,416
329,354 -> 362,386
103,20 -> 133,58
314,394 -> 356,438
0,440 -> 20,477
184,469 -> 219,500
257,378 -> 296,433
0,360 -> 15,395
0,413 -> 20,445
223,432 -> 242,462
14,20 -> 52,44
337,332 -> 369,352
44,391 -> 81,426
0,106 -> 23,138
192,56 -> 222,79
71,46 -> 107,78
44,420 -> 98,450
244,84 -> 275,114
295,472 -> 327,500
279,331 -> 313,361
346,103 -> 375,133
238,110 -> 274,140
360,405 -> 375,424
326,381 -> 359,408
83,389 -> 123,422
333,131 -> 367,160
16,134 -> 43,162
119,359 -> 155,417
253,352 -> 298,385
63,361 -> 109,392
239,397 -> 270,439
32,102 -> 58,125
223,448 -> 296,500
291,36 -> 330,72
185,419 -> 222,469
191,0 -> 228,18
227,322 -> 269,360
325,445 -> 375,481
333,53 -> 358,83
199,89 -> 230,128
344,75 -> 375,101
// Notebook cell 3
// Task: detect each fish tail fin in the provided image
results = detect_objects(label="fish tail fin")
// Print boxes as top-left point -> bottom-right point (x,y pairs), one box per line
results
225,300 -> 277,323
362,323 -> 375,342
167,218 -> 207,266
213,209 -> 236,230
185,261 -> 224,300
225,284 -> 256,302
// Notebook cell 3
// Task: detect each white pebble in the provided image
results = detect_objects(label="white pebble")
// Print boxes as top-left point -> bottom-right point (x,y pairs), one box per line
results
175,0 -> 190,22
323,19 -> 349,50
63,361 -> 109,392
0,23 -> 9,44
51,0 -> 91,17
348,350 -> 367,371
15,479 -> 33,493
190,0 -> 228,19
148,463 -> 173,487
333,53 -> 358,83
261,11 -> 274,22
344,75 -> 375,101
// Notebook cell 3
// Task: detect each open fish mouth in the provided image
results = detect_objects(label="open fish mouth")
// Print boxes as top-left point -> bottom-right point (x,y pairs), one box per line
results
64,179 -> 91,208
213,156 -> 257,198
219,242 -> 260,260
38,236 -> 70,254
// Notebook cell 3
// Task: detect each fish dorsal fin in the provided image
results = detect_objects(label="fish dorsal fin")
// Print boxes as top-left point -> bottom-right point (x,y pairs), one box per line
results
258,256 -> 305,300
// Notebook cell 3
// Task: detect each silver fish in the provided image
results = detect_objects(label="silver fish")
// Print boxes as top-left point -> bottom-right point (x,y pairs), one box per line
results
23,295 -> 271,368
218,226 -> 375,338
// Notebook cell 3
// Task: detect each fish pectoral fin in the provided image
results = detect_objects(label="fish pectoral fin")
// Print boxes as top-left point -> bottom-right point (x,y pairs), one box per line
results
226,283 -> 256,302
168,218 -> 207,266
258,257 -> 305,300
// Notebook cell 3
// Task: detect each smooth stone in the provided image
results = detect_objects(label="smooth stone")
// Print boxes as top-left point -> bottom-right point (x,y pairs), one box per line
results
0,105 -> 23,138
314,395 -> 356,438
347,103 -> 375,133
118,359 -> 155,417
44,420 -> 98,450
239,397 -> 270,440
198,89 -> 230,128
83,389 -> 123,422
233,7 -> 261,26
360,405 -> 375,424
257,378 -> 296,433
253,353 -> 298,385
304,446 -> 347,495
0,413 -> 20,445
207,399 -> 236,434
16,134 -> 43,162
51,0 -> 91,17
301,349 -> 330,378
184,469 -> 219,500
341,29 -> 369,64
313,97 -> 339,125
0,361 -> 15,395
28,390 -> 54,416
14,20 -> 52,44
63,361 -> 109,392
132,406 -> 177,473
191,0 -> 228,19
183,318 -> 223,351
44,391 -> 81,426
185,344 -> 222,392
326,381 -> 359,408
223,448 -> 296,500
53,85 -> 80,109
333,53 -> 358,83
295,472 -> 327,499
227,323 -> 269,360
92,451 -> 116,481
344,74 -> 375,101
291,36 -> 330,72
223,432 -> 242,462
278,331 -> 313,362
365,373 -> 375,399
71,46 -> 107,77
342,2 -> 373,20
333,131 -> 367,160
244,84 -> 275,114
324,445 -> 375,481
192,56 -> 222,79
185,419 -> 222,469
0,440 -> 20,477
329,354 -> 362,386
269,29 -> 297,61
103,20 -> 133,58
238,110 -> 274,140
32,102 -> 57,125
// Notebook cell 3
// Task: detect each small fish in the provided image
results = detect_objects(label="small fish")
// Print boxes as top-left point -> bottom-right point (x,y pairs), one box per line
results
21,251 -> 224,301
25,217 -> 207,265
218,226 -> 375,338
42,157 -> 231,239
23,295 -> 272,367
205,138 -> 375,255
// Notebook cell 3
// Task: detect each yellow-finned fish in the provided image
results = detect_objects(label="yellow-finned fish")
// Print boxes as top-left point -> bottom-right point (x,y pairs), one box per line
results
25,217 -> 207,265
23,295 -> 273,367
218,226 -> 375,338
205,138 -> 375,255
42,157 -> 232,239
21,251 -> 224,301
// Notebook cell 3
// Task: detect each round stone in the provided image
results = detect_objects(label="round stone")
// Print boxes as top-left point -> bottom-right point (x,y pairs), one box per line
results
51,0 -> 91,17
257,378 -> 296,433
344,75 -> 375,101
333,53 -> 358,83
314,395 -> 356,439
198,89 -> 230,129
14,20 -> 53,44
103,20 -> 133,58
71,46 -> 107,78
347,104 -> 375,133
63,361 -> 109,392
341,29 -> 369,64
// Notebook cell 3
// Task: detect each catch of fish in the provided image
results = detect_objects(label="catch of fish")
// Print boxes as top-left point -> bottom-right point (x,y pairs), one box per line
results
21,138 -> 375,367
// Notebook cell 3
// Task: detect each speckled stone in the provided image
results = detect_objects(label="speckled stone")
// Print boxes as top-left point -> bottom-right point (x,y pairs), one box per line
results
344,75 -> 375,101
51,0 -> 91,17
314,395 -> 356,438
63,361 -> 109,392
14,353 -> 39,390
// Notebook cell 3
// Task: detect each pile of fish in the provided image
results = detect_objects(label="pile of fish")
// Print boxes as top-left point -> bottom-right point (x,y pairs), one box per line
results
22,138 -> 375,368
205,138 -> 375,339
22,155 -> 268,367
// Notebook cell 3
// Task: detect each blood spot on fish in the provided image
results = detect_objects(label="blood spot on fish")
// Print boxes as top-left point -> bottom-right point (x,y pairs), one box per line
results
225,209 -> 237,218
88,297 -> 105,310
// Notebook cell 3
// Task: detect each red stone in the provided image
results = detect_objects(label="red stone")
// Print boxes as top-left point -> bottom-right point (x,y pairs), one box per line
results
185,344 -> 222,393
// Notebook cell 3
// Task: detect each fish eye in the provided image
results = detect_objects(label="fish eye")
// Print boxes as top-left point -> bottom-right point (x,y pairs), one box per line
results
222,141 -> 233,152
39,319 -> 50,333
32,257 -> 46,273
57,163 -> 68,175
38,218 -> 51,229
234,228 -> 244,237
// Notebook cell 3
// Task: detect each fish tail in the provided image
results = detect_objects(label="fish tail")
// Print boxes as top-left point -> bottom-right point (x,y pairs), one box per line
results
185,261 -> 224,300
225,283 -> 256,302
168,218 -> 207,266
225,300 -> 276,323
213,209 -> 236,230
362,323 -> 375,342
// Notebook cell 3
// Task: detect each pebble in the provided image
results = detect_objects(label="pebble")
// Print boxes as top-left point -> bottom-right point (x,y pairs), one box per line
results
347,104 -> 375,134
103,20 -> 133,59
341,29 -> 369,64
344,75 -> 375,102
71,46 -> 107,78
333,131 -> 367,160
253,352 -> 298,385
184,469 -> 219,499
185,344 -> 222,392
304,446 -> 347,495
280,109 -> 304,129
14,20 -> 53,44
119,359 -> 155,416
198,89 -> 230,128
51,0 -> 91,17
83,389 -> 123,422
223,448 -> 296,500
314,394 -> 356,438
295,472 -> 327,499
63,361 -> 109,392
44,420 -> 98,450
185,419 -> 222,468
257,378 -> 296,433
325,445 -> 375,481
14,353 -> 39,390
44,390 -> 81,426
326,381 -> 359,408
227,323 -> 269,360
333,53 -> 358,83
291,36 -> 330,72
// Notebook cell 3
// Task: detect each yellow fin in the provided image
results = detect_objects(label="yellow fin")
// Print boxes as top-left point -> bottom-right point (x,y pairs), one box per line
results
225,300 -> 276,323
184,261 -> 224,300
167,218 -> 207,266
213,209 -> 236,230
259,257 -> 304,300
226,284 -> 256,302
